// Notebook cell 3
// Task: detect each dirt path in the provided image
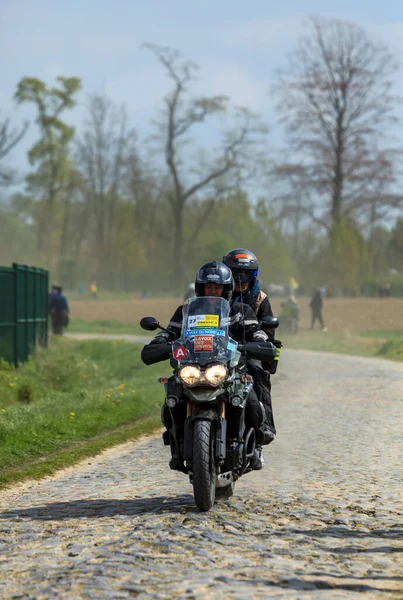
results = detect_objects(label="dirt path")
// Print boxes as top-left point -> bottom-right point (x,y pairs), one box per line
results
0,349 -> 402,599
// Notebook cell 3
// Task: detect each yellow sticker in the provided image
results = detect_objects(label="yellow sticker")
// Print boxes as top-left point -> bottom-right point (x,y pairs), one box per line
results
188,314 -> 219,328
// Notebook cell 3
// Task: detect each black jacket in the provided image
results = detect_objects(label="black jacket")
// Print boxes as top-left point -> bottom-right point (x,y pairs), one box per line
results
232,288 -> 273,319
156,301 -> 268,343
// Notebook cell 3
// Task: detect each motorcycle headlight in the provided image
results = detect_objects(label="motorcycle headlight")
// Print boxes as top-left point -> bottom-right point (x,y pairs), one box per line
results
205,364 -> 228,385
179,365 -> 201,385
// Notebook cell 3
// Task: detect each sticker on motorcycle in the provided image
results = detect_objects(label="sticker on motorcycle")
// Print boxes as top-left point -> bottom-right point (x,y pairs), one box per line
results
194,335 -> 213,352
173,346 -> 186,360
187,314 -> 219,329
184,328 -> 225,337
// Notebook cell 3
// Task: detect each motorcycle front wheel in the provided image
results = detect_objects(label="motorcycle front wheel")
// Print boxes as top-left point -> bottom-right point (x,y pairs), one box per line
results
192,420 -> 216,511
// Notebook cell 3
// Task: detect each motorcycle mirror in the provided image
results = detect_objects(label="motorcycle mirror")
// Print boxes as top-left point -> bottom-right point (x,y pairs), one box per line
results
260,316 -> 279,331
140,316 -> 161,331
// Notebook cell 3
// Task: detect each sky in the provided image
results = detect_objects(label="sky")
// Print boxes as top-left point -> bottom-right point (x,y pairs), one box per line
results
2,0 -> 403,187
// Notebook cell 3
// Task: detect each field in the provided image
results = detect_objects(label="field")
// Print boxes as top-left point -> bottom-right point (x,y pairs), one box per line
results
69,296 -> 403,333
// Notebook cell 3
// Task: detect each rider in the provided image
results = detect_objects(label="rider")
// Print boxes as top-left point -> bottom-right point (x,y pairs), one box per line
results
146,261 -> 274,470
222,248 -> 277,445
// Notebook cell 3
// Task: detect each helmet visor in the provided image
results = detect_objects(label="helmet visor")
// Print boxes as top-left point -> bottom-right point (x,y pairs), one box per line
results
233,270 -> 256,283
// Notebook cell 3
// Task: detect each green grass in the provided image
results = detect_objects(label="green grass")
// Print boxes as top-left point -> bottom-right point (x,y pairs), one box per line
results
276,328 -> 403,362
68,318 -> 149,336
71,318 -> 403,362
360,329 -> 403,340
0,338 -> 171,487
278,330 -> 376,357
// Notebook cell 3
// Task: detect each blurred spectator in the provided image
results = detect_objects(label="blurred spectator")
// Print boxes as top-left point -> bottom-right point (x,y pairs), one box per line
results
310,288 -> 327,331
49,286 -> 70,335
279,295 -> 300,334
48,284 -> 58,313
379,282 -> 392,297
89,281 -> 98,299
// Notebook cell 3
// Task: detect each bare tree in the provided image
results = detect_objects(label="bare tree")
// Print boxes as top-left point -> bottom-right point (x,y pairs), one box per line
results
77,94 -> 136,264
0,113 -> 29,185
273,16 -> 401,233
145,43 -> 268,290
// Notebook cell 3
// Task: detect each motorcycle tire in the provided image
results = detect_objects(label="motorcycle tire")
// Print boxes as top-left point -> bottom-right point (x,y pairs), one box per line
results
192,420 -> 216,511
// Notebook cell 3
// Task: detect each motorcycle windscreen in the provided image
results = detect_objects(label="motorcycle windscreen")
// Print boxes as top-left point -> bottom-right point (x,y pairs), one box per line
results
173,296 -> 237,367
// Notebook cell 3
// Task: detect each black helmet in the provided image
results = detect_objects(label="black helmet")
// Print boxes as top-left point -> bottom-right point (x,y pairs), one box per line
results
223,248 -> 259,286
195,261 -> 234,301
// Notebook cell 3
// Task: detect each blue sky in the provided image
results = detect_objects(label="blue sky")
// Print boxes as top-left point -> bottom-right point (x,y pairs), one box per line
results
2,0 -> 403,182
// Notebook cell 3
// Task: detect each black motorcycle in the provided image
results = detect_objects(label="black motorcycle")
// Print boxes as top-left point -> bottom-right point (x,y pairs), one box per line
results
140,296 -> 280,512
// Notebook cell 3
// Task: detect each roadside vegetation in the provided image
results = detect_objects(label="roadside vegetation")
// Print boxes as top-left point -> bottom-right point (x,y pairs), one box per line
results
0,338 -> 170,488
68,317 -> 403,363
278,329 -> 403,361
68,318 -> 148,336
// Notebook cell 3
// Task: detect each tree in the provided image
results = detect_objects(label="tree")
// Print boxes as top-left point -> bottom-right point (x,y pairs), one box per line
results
14,76 -> 81,255
145,44 -> 268,290
389,218 -> 403,269
77,93 -> 136,275
273,16 -> 401,233
0,112 -> 29,185
316,217 -> 371,292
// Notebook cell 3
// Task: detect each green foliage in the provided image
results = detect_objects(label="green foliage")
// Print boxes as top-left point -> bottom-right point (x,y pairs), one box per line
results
69,318 -> 147,335
178,191 -> 296,287
0,339 -> 165,483
377,339 -> 403,359
3,69 -> 401,296
13,76 -> 82,260
0,209 -> 39,266
389,218 -> 403,268
303,219 -> 372,292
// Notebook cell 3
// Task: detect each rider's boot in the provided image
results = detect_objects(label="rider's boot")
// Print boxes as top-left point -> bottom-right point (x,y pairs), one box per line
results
250,445 -> 265,470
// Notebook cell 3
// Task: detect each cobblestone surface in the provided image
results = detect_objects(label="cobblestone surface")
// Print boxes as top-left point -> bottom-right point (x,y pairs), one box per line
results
0,349 -> 402,599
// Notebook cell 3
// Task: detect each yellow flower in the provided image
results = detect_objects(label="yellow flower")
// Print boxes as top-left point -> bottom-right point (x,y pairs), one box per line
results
116,383 -> 126,389
1,409 -> 5,412
106,393 -> 111,398
131,389 -> 136,393
9,383 -> 14,387
69,412 -> 75,417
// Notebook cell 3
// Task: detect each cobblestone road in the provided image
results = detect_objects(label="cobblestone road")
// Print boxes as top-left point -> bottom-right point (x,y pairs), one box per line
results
0,349 -> 402,599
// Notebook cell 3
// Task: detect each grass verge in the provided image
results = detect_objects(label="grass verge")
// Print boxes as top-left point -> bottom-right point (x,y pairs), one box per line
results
0,338 -> 170,488
277,328 -> 403,362
69,318 -> 403,362
68,318 -> 149,336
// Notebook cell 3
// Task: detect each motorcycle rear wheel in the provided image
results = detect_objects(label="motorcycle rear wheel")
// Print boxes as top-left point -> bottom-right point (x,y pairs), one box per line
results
192,420 -> 216,511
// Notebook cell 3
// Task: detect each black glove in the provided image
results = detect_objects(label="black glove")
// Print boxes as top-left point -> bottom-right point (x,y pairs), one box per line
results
150,333 -> 171,345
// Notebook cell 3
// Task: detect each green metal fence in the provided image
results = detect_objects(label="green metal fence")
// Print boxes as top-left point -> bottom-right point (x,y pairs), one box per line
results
0,263 -> 48,366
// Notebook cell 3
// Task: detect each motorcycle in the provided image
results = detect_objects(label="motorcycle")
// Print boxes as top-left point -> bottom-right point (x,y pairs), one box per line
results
140,296 -> 281,512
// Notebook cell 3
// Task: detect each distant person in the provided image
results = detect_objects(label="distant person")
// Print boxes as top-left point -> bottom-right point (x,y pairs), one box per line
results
310,288 -> 326,331
48,284 -> 58,313
280,294 -> 300,334
89,281 -> 98,299
49,286 -> 70,335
